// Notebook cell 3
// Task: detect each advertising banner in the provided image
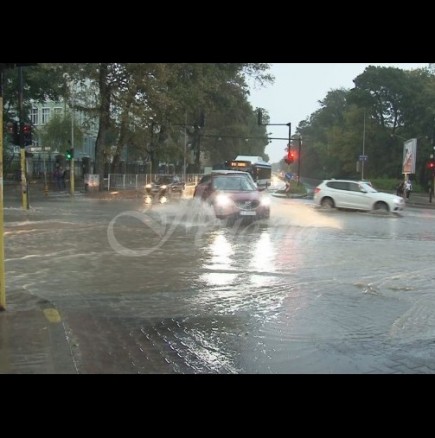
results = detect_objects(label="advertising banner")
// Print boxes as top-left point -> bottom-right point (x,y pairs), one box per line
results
403,138 -> 417,174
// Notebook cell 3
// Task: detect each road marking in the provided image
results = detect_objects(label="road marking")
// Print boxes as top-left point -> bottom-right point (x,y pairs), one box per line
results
43,308 -> 61,323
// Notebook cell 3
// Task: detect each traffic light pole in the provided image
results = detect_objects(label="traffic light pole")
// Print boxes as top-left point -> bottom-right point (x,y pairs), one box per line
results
297,136 -> 302,185
70,85 -> 75,196
18,67 -> 29,209
0,70 -> 6,310
257,109 -> 293,164
70,157 -> 75,195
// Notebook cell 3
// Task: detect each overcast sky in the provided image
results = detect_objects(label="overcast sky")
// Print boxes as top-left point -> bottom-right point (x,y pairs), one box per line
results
248,63 -> 430,163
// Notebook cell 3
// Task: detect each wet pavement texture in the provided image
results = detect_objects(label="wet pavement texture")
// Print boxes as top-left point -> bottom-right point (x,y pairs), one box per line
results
2,188 -> 435,374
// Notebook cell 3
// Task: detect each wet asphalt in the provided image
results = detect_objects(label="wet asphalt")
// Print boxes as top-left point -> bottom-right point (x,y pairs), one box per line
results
1,188 -> 434,374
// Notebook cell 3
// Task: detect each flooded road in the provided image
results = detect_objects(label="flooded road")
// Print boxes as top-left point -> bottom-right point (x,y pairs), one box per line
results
4,194 -> 435,373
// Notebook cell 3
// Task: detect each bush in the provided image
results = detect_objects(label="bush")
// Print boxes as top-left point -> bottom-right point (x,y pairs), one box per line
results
370,178 -> 423,193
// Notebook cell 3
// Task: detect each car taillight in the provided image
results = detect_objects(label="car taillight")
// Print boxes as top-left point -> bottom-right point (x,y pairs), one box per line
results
314,187 -> 321,194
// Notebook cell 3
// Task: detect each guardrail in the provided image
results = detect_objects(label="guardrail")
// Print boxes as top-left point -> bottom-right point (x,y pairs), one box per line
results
106,173 -> 203,192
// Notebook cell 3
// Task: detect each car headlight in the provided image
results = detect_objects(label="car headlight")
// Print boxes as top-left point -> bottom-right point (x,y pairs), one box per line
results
215,193 -> 232,207
260,196 -> 271,207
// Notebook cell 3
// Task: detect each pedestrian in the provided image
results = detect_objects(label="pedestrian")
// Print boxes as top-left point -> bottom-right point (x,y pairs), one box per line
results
396,180 -> 404,197
61,167 -> 67,190
284,173 -> 292,197
404,179 -> 412,199
54,166 -> 66,190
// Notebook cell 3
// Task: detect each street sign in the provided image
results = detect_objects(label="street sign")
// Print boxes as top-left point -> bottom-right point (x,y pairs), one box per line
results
359,155 -> 368,161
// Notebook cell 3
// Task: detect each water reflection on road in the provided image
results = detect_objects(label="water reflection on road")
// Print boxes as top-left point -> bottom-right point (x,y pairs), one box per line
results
4,195 -> 435,373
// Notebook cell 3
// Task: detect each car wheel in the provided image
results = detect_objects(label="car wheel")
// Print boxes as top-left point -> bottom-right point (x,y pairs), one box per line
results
374,202 -> 389,212
321,197 -> 334,209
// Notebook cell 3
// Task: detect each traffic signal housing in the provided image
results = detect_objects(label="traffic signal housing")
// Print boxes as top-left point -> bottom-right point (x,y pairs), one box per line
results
65,148 -> 74,160
7,121 -> 19,145
285,149 -> 295,165
23,123 -> 32,146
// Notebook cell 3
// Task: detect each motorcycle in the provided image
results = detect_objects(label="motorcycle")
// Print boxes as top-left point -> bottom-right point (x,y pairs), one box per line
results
157,185 -> 168,204
144,183 -> 168,204
144,183 -> 153,204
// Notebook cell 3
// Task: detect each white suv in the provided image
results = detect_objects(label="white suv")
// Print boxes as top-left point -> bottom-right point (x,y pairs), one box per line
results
313,179 -> 405,212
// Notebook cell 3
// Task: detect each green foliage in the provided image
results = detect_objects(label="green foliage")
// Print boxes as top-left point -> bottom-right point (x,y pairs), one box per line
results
16,63 -> 435,191
297,65 -> 435,188
39,112 -> 84,153
2,63 -> 274,181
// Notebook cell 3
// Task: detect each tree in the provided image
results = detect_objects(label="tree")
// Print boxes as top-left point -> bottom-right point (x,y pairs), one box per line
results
39,112 -> 84,153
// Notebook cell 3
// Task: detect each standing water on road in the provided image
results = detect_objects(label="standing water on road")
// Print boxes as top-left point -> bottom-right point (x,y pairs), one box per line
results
3,194 -> 435,373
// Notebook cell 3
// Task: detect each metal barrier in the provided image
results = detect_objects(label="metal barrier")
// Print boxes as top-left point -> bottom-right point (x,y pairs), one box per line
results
106,174 -> 202,192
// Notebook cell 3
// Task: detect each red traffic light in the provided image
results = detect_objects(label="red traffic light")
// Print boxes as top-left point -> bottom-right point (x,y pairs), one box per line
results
427,160 -> 435,169
284,150 -> 295,165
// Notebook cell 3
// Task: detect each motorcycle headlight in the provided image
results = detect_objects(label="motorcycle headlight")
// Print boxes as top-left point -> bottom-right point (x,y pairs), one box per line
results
160,185 -> 167,190
145,184 -> 152,189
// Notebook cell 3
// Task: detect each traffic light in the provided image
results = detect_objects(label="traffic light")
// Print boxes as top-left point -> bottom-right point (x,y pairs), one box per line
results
23,123 -> 32,146
6,121 -> 19,145
427,160 -> 435,170
65,148 -> 74,160
285,149 -> 295,165
257,109 -> 263,125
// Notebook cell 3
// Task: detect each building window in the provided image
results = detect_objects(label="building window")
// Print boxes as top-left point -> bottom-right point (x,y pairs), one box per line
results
53,107 -> 63,117
30,108 -> 39,125
41,107 -> 51,125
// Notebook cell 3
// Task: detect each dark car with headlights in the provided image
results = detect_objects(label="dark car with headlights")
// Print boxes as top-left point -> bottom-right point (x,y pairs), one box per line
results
193,170 -> 270,220
146,174 -> 185,195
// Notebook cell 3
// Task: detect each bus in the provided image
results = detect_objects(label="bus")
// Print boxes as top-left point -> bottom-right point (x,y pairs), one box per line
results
212,155 -> 272,188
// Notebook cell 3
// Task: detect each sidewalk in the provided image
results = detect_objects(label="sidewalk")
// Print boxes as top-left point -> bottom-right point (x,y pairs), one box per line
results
402,192 -> 435,209
0,291 -> 77,374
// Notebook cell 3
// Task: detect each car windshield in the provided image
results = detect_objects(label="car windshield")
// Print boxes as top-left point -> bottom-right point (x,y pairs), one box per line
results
213,176 -> 256,191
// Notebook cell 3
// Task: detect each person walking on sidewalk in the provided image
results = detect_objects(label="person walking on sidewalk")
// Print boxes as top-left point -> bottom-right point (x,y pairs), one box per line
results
404,179 -> 412,199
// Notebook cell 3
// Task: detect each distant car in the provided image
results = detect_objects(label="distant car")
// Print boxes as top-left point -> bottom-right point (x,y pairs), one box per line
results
147,175 -> 185,195
193,170 -> 270,220
313,179 -> 405,212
